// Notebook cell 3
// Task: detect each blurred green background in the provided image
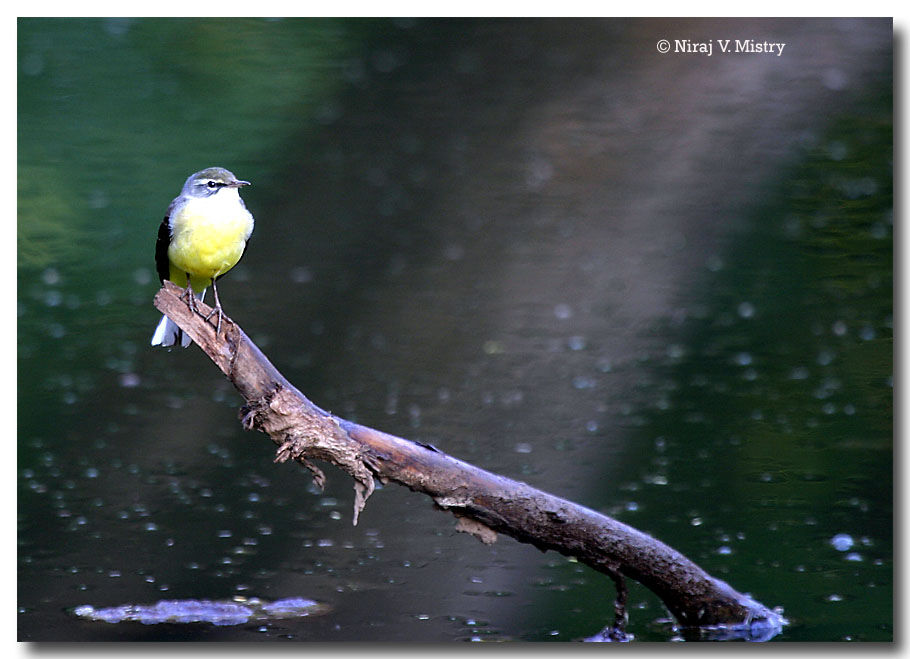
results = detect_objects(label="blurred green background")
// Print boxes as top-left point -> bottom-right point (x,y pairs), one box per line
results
18,18 -> 892,641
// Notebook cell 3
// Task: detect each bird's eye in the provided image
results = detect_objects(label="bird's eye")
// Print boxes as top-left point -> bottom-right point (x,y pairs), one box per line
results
207,181 -> 218,188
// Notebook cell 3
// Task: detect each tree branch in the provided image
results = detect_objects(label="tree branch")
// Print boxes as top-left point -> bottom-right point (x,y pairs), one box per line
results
153,281 -> 784,638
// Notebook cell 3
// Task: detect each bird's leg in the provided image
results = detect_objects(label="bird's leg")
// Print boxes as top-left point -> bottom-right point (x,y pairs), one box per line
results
203,279 -> 225,334
179,273 -> 198,314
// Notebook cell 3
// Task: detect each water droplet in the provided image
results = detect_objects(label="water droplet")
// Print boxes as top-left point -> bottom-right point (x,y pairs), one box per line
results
104,17 -> 133,37
870,222 -> 889,239
21,52 -> 44,76
526,157 -> 554,189
371,48 -> 400,73
789,366 -> 810,380
44,290 -> 62,307
315,101 -> 341,125
443,244 -> 464,261
119,373 -> 140,388
572,375 -> 595,389
87,189 -> 109,209
826,141 -> 848,161
737,302 -> 755,319
817,349 -> 835,366
822,67 -> 848,90
133,268 -> 151,286
290,266 -> 312,283
830,533 -> 854,551
666,344 -> 685,359
482,340 -> 504,355
706,255 -> 724,272
734,352 -> 752,366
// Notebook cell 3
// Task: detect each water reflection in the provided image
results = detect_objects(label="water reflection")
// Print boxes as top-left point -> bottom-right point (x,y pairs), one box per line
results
18,18 -> 891,641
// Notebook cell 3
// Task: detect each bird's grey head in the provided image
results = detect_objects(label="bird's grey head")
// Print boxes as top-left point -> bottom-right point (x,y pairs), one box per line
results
182,167 -> 251,198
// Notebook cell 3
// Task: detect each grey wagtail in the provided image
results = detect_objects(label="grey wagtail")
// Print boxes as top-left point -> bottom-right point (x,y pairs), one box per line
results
151,167 -> 254,348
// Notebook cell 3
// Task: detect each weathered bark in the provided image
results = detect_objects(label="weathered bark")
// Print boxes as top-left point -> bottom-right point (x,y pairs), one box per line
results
154,281 -> 784,637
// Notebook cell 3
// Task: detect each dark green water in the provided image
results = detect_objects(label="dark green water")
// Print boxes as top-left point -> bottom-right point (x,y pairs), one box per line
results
18,18 -> 892,641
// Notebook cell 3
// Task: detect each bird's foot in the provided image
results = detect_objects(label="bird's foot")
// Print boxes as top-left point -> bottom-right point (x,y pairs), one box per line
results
204,305 -> 225,335
179,285 -> 198,314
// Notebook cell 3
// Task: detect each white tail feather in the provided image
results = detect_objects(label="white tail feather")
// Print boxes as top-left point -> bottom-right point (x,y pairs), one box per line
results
150,288 -> 206,348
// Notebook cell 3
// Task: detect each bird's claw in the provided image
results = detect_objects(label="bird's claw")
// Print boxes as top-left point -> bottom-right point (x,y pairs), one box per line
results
203,305 -> 224,335
179,285 -> 198,314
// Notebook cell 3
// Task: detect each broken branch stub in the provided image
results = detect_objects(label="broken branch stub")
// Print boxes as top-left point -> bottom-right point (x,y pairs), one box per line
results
153,281 -> 784,636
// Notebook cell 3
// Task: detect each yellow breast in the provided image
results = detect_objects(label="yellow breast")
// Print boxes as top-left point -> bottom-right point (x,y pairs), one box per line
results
167,191 -> 254,282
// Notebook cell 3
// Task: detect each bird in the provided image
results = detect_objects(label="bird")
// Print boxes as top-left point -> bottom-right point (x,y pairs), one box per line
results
150,167 -> 255,348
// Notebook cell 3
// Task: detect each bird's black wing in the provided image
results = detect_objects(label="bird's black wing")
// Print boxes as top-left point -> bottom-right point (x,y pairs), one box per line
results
155,216 -> 171,284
